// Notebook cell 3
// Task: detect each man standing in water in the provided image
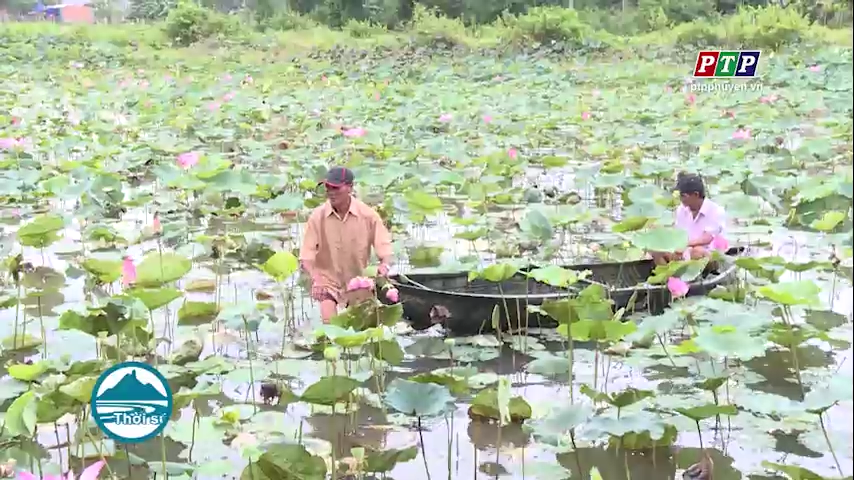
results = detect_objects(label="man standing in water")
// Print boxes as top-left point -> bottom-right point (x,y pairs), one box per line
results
651,173 -> 727,265
299,166 -> 394,323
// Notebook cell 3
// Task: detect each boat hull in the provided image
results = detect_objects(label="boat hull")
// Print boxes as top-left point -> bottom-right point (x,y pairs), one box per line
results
387,249 -> 742,335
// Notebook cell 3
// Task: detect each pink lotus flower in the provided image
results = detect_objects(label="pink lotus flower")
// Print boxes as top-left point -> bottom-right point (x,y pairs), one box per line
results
385,287 -> 399,303
592,89 -> 601,97
493,75 -> 503,81
581,111 -> 591,120
508,148 -> 518,159
439,113 -> 452,123
732,128 -> 751,140
722,110 -> 735,119
808,65 -> 821,72
482,114 -> 492,124
1,138 -> 20,149
139,80 -> 149,89
177,151 -> 200,169
152,214 -> 162,233
347,276 -> 375,292
122,257 -> 136,287
137,69 -> 145,75
223,91 -> 235,102
374,92 -> 380,100
119,80 -> 130,88
686,93 -> 696,104
11,117 -> 20,126
711,236 -> 729,252
667,277 -> 689,298
343,127 -> 365,138
207,102 -> 221,111
223,74 -> 233,81
18,459 -> 106,480
759,94 -> 778,104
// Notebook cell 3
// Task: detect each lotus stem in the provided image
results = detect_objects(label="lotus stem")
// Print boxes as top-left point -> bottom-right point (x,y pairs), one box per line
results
695,420 -> 703,450
149,310 -> 157,363
819,412 -> 843,474
567,336 -> 574,404
623,447 -> 631,480
243,315 -> 257,414
604,355 -> 612,395
444,415 -> 452,480
20,289 -> 27,350
830,268 -> 837,311
12,278 -> 21,349
37,295 -> 46,359
81,413 -> 114,478
52,423 -> 62,470
494,421 -> 502,480
657,334 -> 677,368
497,283 -> 514,370
124,444 -> 132,479
569,430 -> 582,472
276,281 -> 288,351
331,423 -> 338,480
160,433 -> 167,478
417,416 -> 432,480
189,410 -> 198,462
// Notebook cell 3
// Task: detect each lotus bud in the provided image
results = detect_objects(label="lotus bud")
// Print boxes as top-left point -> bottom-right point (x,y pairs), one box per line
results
323,346 -> 341,362
385,287 -> 399,303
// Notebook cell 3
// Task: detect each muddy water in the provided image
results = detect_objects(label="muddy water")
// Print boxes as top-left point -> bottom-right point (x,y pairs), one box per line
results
1,192 -> 852,480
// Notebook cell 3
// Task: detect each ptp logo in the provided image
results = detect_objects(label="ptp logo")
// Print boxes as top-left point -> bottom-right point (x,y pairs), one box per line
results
693,51 -> 761,78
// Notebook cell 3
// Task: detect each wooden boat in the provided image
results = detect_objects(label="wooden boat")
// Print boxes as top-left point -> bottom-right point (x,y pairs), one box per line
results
386,247 -> 743,335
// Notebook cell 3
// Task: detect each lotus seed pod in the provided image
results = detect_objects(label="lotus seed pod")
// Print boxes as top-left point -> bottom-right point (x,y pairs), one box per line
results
444,338 -> 456,347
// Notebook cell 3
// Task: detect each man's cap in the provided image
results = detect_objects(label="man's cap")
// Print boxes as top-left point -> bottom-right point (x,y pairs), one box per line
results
319,166 -> 355,187
676,173 -> 705,195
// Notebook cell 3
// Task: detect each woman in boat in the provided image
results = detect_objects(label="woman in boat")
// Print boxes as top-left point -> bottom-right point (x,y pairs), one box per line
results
650,173 -> 727,265
299,166 -> 394,323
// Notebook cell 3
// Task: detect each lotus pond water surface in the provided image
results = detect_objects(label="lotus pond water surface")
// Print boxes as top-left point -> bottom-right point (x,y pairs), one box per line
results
0,36 -> 852,480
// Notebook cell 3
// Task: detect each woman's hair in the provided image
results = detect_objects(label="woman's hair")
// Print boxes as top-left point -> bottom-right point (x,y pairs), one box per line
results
676,173 -> 706,198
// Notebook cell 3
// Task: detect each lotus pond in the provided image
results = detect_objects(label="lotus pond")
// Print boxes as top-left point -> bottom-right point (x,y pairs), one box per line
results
0,37 -> 852,480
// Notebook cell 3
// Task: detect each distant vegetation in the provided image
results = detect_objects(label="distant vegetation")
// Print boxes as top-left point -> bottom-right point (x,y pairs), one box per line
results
0,2 -> 850,60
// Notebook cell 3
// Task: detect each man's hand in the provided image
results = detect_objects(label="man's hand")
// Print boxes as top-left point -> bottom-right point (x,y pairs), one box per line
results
310,282 -> 327,301
307,272 -> 327,301
377,263 -> 390,277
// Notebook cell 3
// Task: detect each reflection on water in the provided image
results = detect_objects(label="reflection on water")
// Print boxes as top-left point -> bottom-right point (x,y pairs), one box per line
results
769,430 -> 823,459
744,346 -> 836,400
467,421 -> 531,451
556,446 -> 743,480
305,406 -> 393,457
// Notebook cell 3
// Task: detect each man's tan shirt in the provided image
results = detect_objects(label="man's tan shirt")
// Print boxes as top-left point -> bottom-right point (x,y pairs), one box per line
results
299,197 -> 393,301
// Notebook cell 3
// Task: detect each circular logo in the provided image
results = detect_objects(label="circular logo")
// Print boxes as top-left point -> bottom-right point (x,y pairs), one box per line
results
90,361 -> 173,443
